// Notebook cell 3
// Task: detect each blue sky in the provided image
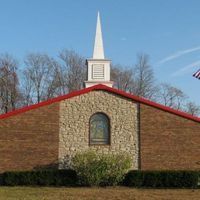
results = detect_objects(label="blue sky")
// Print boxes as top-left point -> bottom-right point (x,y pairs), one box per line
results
0,0 -> 200,104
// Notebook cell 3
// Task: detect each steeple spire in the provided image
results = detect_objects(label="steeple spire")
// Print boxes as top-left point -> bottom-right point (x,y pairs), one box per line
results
85,12 -> 113,88
93,12 -> 105,59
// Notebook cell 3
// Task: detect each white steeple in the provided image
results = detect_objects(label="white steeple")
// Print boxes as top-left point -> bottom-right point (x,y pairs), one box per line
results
93,12 -> 105,59
85,12 -> 113,88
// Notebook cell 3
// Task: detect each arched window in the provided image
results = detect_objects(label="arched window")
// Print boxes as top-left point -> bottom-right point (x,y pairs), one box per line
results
90,113 -> 110,145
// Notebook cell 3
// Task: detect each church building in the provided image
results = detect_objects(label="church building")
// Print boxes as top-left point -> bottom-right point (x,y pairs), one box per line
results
0,13 -> 200,173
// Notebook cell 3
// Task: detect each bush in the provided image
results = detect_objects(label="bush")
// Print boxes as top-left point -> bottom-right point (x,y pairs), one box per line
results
123,170 -> 199,188
2,169 -> 77,186
72,151 -> 131,186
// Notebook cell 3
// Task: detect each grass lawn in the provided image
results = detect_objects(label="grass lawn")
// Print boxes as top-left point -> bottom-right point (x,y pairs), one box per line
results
0,187 -> 200,200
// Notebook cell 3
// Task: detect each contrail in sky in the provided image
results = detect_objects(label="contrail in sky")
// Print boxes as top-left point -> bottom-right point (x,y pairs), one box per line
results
157,46 -> 200,65
171,60 -> 200,77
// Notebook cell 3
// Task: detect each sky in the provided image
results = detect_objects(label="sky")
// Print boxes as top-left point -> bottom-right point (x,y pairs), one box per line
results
0,0 -> 200,104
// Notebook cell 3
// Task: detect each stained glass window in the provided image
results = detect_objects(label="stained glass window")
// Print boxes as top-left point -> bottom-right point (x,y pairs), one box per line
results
90,113 -> 110,145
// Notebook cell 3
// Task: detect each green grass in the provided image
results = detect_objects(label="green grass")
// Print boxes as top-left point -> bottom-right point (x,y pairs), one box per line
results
0,187 -> 199,200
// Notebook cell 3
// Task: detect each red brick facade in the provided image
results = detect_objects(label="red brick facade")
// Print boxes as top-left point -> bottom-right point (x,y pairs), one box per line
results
140,104 -> 200,170
0,85 -> 199,172
0,103 -> 59,172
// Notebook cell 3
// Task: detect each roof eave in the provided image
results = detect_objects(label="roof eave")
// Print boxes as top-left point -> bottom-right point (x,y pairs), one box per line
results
0,84 -> 199,123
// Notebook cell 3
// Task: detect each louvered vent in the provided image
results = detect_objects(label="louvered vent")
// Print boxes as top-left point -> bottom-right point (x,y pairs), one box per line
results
92,64 -> 104,79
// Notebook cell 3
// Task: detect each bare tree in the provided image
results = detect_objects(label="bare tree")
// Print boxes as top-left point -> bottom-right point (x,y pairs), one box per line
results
0,54 -> 21,113
185,101 -> 200,116
131,54 -> 158,100
111,64 -> 134,91
43,57 -> 64,99
1,49 -> 198,116
23,53 -> 56,104
158,83 -> 188,110
20,69 -> 34,106
21,50 -> 86,105
59,50 -> 86,92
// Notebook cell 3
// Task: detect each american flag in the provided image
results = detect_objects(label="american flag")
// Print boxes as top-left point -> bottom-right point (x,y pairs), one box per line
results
193,69 -> 200,79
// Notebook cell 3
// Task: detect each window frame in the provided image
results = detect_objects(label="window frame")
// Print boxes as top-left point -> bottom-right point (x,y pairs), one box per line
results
89,112 -> 111,146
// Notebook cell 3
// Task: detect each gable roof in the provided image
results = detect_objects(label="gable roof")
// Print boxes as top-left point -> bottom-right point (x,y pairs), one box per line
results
0,84 -> 200,123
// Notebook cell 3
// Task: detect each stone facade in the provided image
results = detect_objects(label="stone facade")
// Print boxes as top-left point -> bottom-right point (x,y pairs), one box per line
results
59,90 -> 139,169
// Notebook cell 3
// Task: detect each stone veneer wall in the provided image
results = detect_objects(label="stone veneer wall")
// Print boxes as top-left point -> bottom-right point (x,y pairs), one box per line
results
59,90 -> 138,169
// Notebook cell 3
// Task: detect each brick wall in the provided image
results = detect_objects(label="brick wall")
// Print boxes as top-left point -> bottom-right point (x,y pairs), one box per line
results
1,88 -> 199,172
0,103 -> 59,172
140,103 -> 200,170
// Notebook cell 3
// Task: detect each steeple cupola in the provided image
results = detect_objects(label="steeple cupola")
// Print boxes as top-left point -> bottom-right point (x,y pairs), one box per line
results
85,12 -> 113,88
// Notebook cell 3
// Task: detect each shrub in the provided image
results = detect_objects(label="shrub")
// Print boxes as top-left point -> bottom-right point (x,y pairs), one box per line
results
123,170 -> 199,188
72,151 -> 131,186
2,169 -> 77,186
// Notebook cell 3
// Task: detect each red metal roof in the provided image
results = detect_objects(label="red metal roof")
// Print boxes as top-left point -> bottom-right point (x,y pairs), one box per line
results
0,84 -> 200,123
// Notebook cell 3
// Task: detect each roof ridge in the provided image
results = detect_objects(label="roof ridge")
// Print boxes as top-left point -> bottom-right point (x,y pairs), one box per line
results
0,84 -> 200,123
